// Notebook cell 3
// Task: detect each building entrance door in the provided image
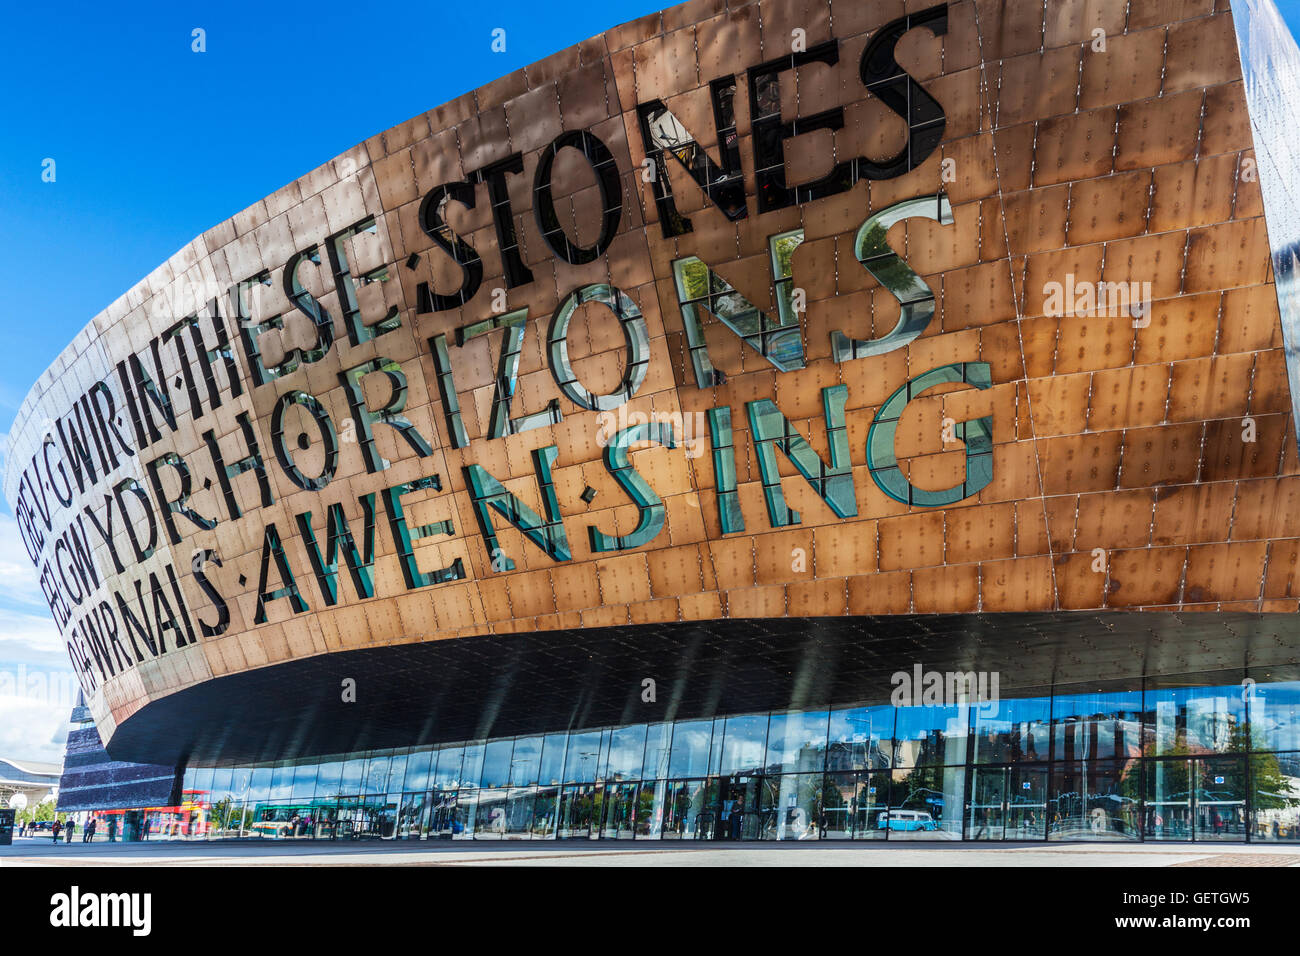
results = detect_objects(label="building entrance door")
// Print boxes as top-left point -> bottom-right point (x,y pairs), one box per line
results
965,766 -> 1048,841
717,776 -> 761,840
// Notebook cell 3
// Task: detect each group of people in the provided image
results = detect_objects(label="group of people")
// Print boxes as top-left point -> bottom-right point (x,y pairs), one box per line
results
19,817 -> 113,842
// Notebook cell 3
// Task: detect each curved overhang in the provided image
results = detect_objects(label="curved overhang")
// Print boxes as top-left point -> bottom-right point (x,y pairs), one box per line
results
104,611 -> 1300,767
6,0 -> 1300,765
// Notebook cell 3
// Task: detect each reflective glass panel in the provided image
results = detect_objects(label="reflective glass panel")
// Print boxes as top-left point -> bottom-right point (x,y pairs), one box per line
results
765,711 -> 829,774
189,766 -> 214,800
821,773 -> 856,839
315,760 -> 343,802
461,743 -> 486,791
557,785 -> 601,838
428,789 -> 461,837
480,739 -> 514,788
1248,681 -> 1300,751
503,788 -> 537,837
433,747 -> 465,789
827,705 -> 893,771
720,714 -> 769,775
339,757 -> 364,794
398,792 -> 427,840
1047,759 -> 1141,841
1052,689 -> 1143,761
539,734 -> 567,786
1196,756 -> 1247,841
667,720 -> 714,778
474,789 -> 509,837
643,723 -> 673,780
605,725 -> 648,781
1143,758 -> 1193,841
403,750 -> 434,793
602,782 -> 639,839
893,705 -> 969,768
532,787 -> 559,838
635,780 -> 669,838
888,765 -> 964,839
269,762 -> 293,802
972,695 -> 1050,763
564,731 -> 604,784
968,767 -> 1006,841
362,756 -> 391,795
662,779 -> 711,839
758,773 -> 821,840
387,753 -> 408,794
509,736 -> 542,786
1250,751 -> 1300,841
1007,766 -> 1048,840
1145,684 -> 1248,756
291,761 -> 318,801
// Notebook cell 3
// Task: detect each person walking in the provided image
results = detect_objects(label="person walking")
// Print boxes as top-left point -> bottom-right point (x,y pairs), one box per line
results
84,818 -> 96,843
64,818 -> 76,843
51,819 -> 62,843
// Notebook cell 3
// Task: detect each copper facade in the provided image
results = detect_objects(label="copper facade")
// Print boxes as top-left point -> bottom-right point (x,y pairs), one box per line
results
6,0 -> 1300,759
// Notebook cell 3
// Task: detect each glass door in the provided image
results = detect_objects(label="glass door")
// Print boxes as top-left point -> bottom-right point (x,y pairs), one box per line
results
1144,758 -> 1193,841
717,775 -> 761,840
1006,766 -> 1047,840
968,767 -> 1006,841
662,779 -> 710,839
428,790 -> 460,838
601,782 -> 638,839
335,800 -> 362,840
397,792 -> 427,839
1197,757 -> 1247,841
503,788 -> 536,838
313,805 -> 338,840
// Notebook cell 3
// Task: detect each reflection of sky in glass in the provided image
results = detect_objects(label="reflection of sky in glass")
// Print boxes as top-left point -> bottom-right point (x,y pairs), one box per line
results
766,711 -> 830,773
972,696 -> 1051,763
539,733 -> 567,786
720,714 -> 769,775
1249,681 -> 1300,750
563,730 -> 603,784
402,751 -> 433,793
172,674 -> 1300,844
432,747 -> 464,790
605,725 -> 648,780
508,736 -> 542,786
1146,686 -> 1247,755
479,739 -> 513,788
1051,691 -> 1144,760
668,720 -> 714,778
643,723 -> 673,780
1232,0 -> 1300,440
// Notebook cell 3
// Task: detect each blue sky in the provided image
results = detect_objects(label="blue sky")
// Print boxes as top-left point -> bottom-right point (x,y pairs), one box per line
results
0,0 -> 667,764
0,0 -> 1298,764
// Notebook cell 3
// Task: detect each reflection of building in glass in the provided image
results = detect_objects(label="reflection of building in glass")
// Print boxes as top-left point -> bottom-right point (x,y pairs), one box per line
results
63,680 -> 1300,844
11,0 -> 1300,846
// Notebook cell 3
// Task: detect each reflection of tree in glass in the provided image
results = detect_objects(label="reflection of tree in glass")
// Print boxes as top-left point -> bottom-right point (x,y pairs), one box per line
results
772,235 -> 800,276
856,222 -> 916,297
677,260 -> 710,301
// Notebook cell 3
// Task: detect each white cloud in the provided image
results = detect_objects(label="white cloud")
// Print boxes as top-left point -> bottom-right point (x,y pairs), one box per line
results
0,511 -> 49,611
0,604 -> 63,663
0,695 -> 69,765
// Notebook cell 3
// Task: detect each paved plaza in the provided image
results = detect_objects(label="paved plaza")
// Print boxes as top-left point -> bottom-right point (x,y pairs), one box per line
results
4,837 -> 1300,867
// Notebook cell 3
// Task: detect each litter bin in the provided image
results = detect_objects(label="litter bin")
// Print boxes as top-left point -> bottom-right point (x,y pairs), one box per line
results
0,809 -> 15,846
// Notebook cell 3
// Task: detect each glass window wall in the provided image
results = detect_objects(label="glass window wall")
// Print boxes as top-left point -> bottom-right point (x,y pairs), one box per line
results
154,675 -> 1300,846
